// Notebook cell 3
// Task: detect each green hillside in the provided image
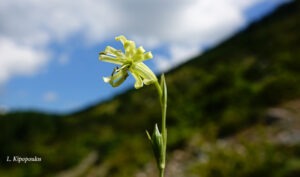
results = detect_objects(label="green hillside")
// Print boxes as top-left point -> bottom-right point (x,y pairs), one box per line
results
1,1 -> 300,177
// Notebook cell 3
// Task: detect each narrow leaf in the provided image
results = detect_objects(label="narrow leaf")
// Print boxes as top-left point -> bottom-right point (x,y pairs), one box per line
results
160,74 -> 167,105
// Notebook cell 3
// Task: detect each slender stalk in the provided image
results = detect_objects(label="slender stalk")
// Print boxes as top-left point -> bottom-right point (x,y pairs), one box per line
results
154,80 -> 167,177
154,81 -> 162,98
160,169 -> 165,177
161,97 -> 167,169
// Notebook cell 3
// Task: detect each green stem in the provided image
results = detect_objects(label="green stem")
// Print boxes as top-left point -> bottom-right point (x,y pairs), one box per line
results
154,80 -> 167,177
160,168 -> 165,177
154,81 -> 162,98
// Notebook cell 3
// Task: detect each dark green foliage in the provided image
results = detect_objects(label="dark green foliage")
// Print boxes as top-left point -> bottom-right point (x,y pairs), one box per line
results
186,138 -> 300,177
1,1 -> 300,176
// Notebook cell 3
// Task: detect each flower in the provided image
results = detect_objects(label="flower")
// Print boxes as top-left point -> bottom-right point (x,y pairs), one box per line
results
99,35 -> 158,89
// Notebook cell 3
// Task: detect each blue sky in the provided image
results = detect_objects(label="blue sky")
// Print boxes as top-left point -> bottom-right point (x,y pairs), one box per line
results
0,0 -> 290,114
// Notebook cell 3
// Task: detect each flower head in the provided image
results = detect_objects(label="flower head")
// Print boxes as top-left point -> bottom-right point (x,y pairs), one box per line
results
99,35 -> 157,89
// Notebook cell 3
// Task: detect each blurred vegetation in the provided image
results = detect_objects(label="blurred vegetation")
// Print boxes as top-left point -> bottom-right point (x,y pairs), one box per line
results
1,1 -> 300,177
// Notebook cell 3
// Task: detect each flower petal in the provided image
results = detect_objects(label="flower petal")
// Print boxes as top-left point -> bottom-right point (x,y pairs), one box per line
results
104,67 -> 129,87
105,46 -> 125,58
143,52 -> 153,60
136,46 -> 145,54
103,76 -> 111,83
99,54 -> 124,65
143,78 -> 154,85
124,40 -> 136,57
133,46 -> 145,62
133,63 -> 157,85
115,35 -> 127,45
133,50 -> 153,62
131,71 -> 143,89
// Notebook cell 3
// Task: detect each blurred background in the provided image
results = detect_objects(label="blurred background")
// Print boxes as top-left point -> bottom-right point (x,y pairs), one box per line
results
1,0 -> 300,177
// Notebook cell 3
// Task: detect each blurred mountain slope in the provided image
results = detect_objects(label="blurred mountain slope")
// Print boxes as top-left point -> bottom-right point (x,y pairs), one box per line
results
1,1 -> 300,177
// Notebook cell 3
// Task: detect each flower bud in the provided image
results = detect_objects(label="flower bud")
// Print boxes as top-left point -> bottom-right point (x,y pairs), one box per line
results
147,124 -> 165,170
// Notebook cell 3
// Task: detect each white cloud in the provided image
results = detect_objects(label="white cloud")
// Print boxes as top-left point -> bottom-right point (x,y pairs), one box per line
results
0,0 -> 286,84
155,45 -> 202,72
43,91 -> 58,102
155,55 -> 170,73
0,37 -> 48,84
170,45 -> 202,64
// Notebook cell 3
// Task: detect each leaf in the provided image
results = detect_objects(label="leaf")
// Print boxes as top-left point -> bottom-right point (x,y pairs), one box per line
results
160,74 -> 167,105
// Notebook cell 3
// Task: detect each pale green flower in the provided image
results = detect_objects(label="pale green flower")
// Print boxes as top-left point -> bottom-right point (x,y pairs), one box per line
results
99,35 -> 157,89
99,35 -> 168,177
